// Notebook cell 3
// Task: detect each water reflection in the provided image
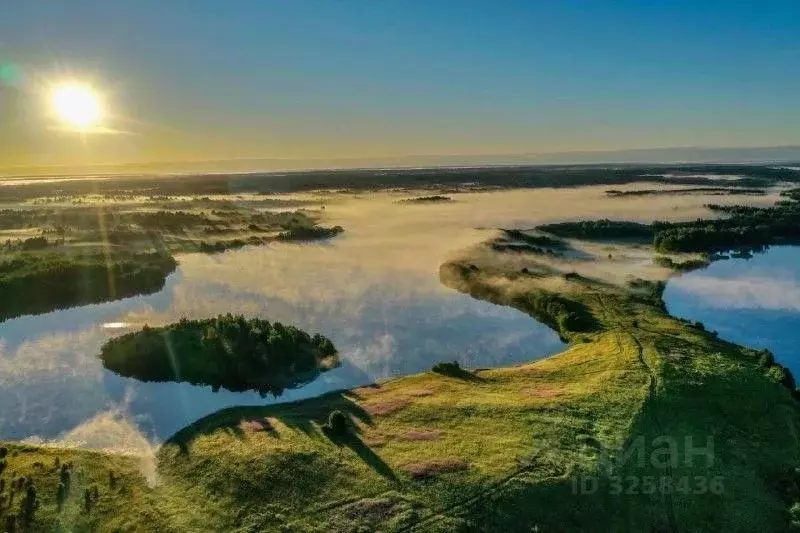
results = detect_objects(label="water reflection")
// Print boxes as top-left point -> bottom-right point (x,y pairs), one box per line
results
664,246 -> 800,376
0,244 -> 564,442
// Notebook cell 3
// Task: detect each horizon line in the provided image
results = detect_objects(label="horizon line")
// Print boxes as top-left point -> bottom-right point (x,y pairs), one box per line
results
2,143 -> 799,179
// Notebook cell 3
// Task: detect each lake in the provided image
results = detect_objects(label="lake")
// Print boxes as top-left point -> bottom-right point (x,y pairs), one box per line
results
664,246 -> 800,376
2,186 -> 770,449
0,241 -> 564,445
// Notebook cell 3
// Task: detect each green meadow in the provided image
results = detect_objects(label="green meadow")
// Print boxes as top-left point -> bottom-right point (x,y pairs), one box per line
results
3,228 -> 799,532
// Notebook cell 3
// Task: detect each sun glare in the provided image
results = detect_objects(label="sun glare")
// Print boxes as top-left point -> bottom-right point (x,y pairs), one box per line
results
51,83 -> 103,130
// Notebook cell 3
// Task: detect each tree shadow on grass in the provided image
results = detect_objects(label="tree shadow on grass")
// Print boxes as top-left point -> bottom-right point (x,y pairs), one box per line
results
322,426 -> 398,482
342,383 -> 382,401
431,362 -> 485,382
168,391 -> 375,454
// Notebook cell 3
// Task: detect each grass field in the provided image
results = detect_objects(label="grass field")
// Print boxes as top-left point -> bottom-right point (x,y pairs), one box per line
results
1,228 -> 799,531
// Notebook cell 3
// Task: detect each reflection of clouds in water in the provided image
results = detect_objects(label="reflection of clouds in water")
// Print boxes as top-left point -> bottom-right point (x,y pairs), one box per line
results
347,333 -> 396,376
118,267 -> 560,381
0,247 -> 560,441
3,187 -> 766,444
664,247 -> 800,378
0,327 -> 112,439
24,405 -> 159,487
0,326 -> 106,377
671,276 -> 800,311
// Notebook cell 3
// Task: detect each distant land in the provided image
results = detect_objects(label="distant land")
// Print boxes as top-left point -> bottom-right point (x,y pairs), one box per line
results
1,145 -> 799,178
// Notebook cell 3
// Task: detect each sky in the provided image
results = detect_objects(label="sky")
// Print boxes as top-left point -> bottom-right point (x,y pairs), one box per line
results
0,1 -> 799,171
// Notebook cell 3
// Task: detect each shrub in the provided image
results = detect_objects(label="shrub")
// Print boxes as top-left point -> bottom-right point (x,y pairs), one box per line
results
432,361 -> 461,375
757,349 -> 775,368
767,364 -> 797,391
790,502 -> 800,529
326,410 -> 349,436
84,489 -> 92,512
57,482 -> 68,510
22,484 -> 37,524
60,464 -> 71,490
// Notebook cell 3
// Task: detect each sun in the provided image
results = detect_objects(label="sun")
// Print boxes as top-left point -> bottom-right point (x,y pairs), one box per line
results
50,83 -> 103,130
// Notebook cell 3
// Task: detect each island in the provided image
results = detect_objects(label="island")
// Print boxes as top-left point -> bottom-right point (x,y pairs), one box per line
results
99,314 -> 339,397
397,195 -> 453,204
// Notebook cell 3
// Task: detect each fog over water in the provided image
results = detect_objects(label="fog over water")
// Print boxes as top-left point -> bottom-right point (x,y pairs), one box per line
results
0,186 -> 782,452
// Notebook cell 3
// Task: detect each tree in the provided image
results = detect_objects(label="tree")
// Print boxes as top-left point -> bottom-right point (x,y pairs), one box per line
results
327,411 -> 349,436
22,484 -> 38,525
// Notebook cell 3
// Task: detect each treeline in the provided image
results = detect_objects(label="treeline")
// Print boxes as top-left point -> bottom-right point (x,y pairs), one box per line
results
1,236 -> 50,251
131,211 -> 211,232
500,229 -> 563,248
490,242 -> 561,255
539,220 -> 654,241
605,187 -> 766,197
398,195 -> 452,203
536,190 -> 800,255
277,225 -> 344,241
628,278 -> 667,309
653,197 -> 800,253
99,314 -> 340,397
442,262 -> 597,341
490,229 -> 563,255
509,290 -> 597,339
0,206 -> 324,238
653,256 -> 710,272
0,209 -> 36,229
0,252 -> 177,322
3,164 -> 798,203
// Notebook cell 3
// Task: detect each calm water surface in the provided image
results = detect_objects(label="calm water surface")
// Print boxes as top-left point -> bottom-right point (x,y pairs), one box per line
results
664,246 -> 800,376
0,243 -> 564,443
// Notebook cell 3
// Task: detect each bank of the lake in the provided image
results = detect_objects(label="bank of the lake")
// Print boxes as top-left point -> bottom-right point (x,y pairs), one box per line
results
664,245 -> 800,377
4,234 -> 800,532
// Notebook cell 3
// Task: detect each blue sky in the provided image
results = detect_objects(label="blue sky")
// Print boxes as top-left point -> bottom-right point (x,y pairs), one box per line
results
1,1 -> 799,167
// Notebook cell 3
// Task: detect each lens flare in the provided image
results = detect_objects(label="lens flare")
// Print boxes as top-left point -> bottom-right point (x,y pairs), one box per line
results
51,83 -> 103,130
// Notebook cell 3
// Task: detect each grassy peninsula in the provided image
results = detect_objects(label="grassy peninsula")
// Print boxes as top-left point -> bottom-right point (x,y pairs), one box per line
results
100,315 -> 339,397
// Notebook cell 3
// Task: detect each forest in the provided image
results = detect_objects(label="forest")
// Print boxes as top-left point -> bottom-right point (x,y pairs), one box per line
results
99,314 -> 340,396
276,224 -> 344,241
535,188 -> 800,256
0,251 -> 177,322
653,189 -> 800,252
538,219 -> 654,241
2,164 -> 798,203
